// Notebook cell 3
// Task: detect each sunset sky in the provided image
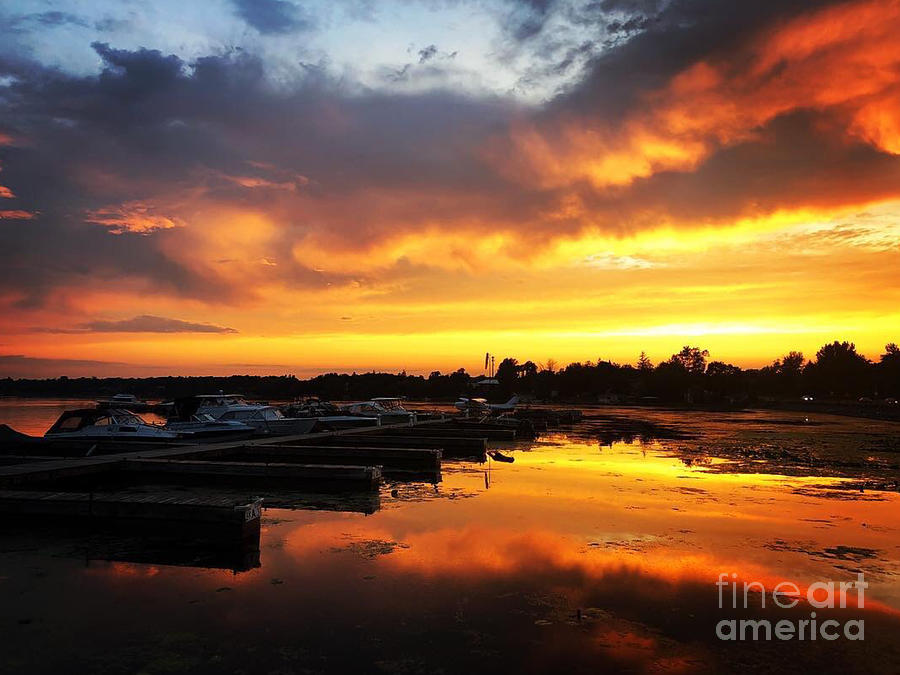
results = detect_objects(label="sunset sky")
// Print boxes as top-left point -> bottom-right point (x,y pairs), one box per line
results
1,0 -> 900,378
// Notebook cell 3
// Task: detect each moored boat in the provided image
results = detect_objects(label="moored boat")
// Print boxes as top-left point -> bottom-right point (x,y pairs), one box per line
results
164,397 -> 257,440
216,406 -> 317,436
45,408 -> 181,442
96,393 -> 154,412
340,398 -> 417,425
285,398 -> 380,430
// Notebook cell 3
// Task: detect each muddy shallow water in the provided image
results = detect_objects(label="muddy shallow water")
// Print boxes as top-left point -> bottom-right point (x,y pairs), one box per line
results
1,403 -> 899,674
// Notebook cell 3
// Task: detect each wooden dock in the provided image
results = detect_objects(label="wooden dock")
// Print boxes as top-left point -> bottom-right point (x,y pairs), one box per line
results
0,490 -> 262,540
123,458 -> 382,490
232,444 -> 441,472
372,426 -> 517,442
0,413 -> 547,534
310,434 -> 487,459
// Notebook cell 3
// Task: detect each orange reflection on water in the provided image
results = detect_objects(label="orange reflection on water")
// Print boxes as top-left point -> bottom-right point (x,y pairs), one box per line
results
12,409 -> 899,673
268,427 -> 900,608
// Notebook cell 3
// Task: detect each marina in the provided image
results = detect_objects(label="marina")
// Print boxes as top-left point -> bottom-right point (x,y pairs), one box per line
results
1,398 -> 899,673
0,398 -> 563,542
5,1 -> 899,671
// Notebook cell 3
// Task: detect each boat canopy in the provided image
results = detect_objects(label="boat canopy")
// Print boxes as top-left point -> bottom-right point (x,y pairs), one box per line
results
370,398 -> 407,410
47,409 -> 146,434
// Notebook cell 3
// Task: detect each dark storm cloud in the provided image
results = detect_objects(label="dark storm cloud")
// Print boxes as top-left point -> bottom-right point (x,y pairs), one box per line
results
2,0 -> 899,315
0,40 -> 526,306
0,354 -> 124,370
231,0 -> 314,34
37,315 -> 238,334
417,44 -> 438,63
493,0 -> 900,234
0,354 -> 167,378
6,10 -> 90,32
548,0 -> 848,120
505,0 -> 559,42
573,111 -> 900,234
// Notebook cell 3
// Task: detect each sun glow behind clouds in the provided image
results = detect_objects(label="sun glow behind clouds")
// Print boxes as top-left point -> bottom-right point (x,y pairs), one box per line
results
6,197 -> 900,376
3,0 -> 900,376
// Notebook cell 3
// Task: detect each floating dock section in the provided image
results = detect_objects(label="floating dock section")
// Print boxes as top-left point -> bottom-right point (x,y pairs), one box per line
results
0,489 -> 262,541
0,408 -> 581,550
232,444 -> 441,474
122,457 -> 383,490
307,433 -> 487,459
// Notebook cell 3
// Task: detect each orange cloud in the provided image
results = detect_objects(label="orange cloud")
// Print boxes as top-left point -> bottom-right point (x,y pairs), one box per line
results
501,0 -> 900,190
0,210 -> 34,219
86,201 -> 185,234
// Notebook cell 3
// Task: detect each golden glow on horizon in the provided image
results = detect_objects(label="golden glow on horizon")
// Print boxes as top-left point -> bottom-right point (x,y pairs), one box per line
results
4,0 -> 900,377
4,196 -> 900,376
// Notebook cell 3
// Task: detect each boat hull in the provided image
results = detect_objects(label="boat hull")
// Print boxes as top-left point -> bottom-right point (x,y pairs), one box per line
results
312,416 -> 380,431
245,418 -> 317,436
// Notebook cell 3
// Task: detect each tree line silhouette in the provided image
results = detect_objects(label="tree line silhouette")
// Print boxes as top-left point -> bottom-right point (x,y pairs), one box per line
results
1,340 -> 898,405
488,341 -> 900,404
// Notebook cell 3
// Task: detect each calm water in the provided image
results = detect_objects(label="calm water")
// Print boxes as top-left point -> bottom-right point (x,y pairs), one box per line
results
0,398 -> 166,435
1,401 -> 899,673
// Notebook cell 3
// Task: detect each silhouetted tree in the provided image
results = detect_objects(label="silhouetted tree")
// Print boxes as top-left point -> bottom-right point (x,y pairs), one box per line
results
650,360 -> 691,401
5,341 -> 899,407
776,351 -> 805,376
877,343 -> 900,397
637,351 -> 653,372
767,351 -> 805,396
670,346 -> 709,375
495,357 -> 520,396
805,341 -> 872,397
706,361 -> 744,399
519,361 -> 539,377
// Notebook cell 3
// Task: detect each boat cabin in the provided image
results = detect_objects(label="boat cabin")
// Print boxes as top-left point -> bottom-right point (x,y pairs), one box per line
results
46,409 -> 150,435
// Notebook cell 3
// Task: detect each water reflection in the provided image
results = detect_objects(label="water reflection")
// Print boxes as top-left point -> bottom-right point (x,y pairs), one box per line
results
0,398 -> 167,435
1,407 -> 900,673
0,522 -> 261,573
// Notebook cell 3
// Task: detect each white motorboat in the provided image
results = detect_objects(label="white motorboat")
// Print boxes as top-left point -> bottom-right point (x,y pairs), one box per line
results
165,412 -> 256,440
45,408 -> 180,442
165,396 -> 256,440
285,398 -> 380,430
340,398 -> 416,425
454,396 -> 519,415
96,393 -> 153,412
217,406 -> 317,436
181,394 -> 316,436
189,393 -> 258,418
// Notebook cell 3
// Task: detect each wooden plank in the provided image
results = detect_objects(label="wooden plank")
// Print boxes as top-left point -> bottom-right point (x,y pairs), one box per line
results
0,457 -> 123,487
124,458 -> 382,489
0,417 -> 457,489
308,434 -> 487,458
237,444 -> 441,467
371,426 -> 516,441
0,490 -> 262,539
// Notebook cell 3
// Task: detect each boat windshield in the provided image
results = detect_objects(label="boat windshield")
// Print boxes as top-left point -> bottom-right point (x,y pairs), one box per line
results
199,395 -> 248,406
372,398 -> 403,410
110,412 -> 145,426
54,415 -> 86,431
